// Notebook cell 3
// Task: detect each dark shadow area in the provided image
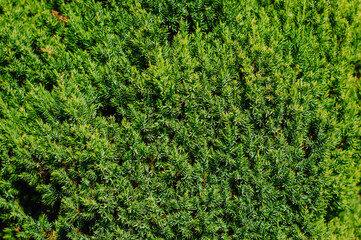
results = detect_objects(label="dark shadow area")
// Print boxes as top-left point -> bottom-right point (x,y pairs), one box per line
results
354,61 -> 361,80
124,40 -> 149,71
98,103 -> 118,118
0,218 -> 6,234
324,194 -> 342,223
13,180 -> 43,219
12,180 -> 61,222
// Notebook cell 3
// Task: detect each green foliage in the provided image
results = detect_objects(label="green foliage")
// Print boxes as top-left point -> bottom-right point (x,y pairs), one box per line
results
0,0 -> 361,239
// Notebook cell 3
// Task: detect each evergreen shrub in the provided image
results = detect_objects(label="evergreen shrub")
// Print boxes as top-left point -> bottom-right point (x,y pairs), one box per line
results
0,0 -> 361,239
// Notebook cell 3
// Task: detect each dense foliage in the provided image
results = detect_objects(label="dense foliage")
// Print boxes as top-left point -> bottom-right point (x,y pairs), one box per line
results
1,0 -> 361,239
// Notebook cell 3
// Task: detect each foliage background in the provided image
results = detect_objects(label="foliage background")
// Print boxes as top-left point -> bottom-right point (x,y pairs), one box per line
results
0,0 -> 361,239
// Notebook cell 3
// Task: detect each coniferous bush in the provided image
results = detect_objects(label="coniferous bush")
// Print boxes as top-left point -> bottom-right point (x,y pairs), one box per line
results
0,0 -> 361,239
